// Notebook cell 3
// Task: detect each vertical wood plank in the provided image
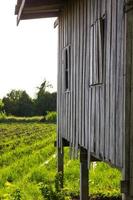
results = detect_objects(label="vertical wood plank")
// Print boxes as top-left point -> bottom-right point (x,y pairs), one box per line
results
60,14 -> 64,140
78,0 -> 83,146
82,0 -> 87,147
70,0 -> 74,151
109,0 -> 117,164
101,0 -> 106,17
90,25 -> 94,86
72,0 -> 77,154
116,0 -> 124,167
99,1 -> 106,158
57,16 -> 62,147
85,0 -> 91,153
75,0 -> 80,152
105,0 -> 112,161
90,0 -> 95,153
95,0 -> 100,157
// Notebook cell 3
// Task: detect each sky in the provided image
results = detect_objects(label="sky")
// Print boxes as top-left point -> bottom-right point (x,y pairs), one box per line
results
0,0 -> 58,98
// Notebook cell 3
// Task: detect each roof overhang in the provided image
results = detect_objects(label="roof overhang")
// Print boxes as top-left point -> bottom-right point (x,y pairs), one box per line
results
15,0 -> 65,25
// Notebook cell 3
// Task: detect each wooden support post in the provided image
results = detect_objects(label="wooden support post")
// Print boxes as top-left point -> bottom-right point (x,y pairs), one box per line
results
80,147 -> 89,200
123,1 -> 133,200
57,142 -> 64,188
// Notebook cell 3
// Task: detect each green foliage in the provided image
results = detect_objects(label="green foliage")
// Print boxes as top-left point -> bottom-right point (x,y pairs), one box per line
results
39,184 -> 58,200
0,111 -> 7,120
35,92 -> 56,116
34,79 -> 56,116
36,79 -> 53,97
0,99 -> 4,112
39,180 -> 68,200
13,189 -> 21,200
3,90 -> 34,117
0,123 -> 56,199
45,112 -> 57,123
2,82 -> 57,117
89,162 -> 121,197
55,172 -> 63,192
0,122 -> 121,199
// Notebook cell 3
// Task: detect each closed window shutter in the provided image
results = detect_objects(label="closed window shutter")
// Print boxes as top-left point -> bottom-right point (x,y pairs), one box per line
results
89,17 -> 105,86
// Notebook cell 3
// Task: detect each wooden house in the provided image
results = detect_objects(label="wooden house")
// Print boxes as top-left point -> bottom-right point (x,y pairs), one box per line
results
15,0 -> 133,199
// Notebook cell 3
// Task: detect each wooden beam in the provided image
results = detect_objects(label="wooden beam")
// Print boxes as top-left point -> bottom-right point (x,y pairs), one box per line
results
20,12 -> 59,20
80,147 -> 89,200
123,1 -> 133,199
57,142 -> 64,188
90,154 -> 102,162
23,9 -> 59,14
23,4 -> 64,11
54,138 -> 69,147
24,0 -> 64,7
15,0 -> 64,15
17,0 -> 26,25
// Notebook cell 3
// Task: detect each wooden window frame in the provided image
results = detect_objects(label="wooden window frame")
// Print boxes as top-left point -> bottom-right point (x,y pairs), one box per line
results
89,17 -> 105,87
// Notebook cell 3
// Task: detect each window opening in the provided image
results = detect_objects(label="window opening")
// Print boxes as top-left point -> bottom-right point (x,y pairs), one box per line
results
63,45 -> 71,91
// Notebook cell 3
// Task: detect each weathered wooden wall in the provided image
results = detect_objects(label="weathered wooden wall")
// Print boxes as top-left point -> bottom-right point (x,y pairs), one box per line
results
57,0 -> 125,169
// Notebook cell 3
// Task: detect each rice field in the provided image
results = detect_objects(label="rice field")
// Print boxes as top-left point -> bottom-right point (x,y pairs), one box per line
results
0,122 -> 121,199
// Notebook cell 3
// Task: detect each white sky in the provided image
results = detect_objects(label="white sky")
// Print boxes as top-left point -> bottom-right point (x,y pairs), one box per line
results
0,0 -> 58,98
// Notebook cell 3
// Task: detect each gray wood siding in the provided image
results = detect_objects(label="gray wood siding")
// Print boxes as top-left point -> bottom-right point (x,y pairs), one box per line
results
57,0 -> 125,168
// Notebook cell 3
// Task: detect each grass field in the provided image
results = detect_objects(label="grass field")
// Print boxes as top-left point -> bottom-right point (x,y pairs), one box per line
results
0,122 -> 121,200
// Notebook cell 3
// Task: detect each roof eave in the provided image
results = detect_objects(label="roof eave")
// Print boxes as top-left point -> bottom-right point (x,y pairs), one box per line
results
15,0 -> 64,25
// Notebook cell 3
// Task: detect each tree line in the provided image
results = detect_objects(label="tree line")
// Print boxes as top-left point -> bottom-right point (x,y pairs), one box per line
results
0,80 -> 56,117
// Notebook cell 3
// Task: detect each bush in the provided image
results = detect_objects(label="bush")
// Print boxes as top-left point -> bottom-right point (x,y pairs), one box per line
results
39,183 -> 66,200
0,111 -> 7,121
45,112 -> 57,123
39,173 -> 70,200
0,99 -> 4,112
12,189 -> 21,200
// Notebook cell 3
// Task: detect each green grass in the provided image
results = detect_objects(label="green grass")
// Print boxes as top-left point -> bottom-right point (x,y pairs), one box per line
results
0,122 -> 122,199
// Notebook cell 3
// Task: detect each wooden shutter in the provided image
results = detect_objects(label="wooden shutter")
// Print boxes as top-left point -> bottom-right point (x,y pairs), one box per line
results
89,18 -> 105,86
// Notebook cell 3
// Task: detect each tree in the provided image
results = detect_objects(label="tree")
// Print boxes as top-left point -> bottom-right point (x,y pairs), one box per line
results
18,91 -> 34,116
2,80 -> 57,117
35,91 -> 56,116
36,79 -> 53,98
3,90 -> 21,115
35,80 -> 56,115
3,90 -> 34,116
0,99 -> 4,112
